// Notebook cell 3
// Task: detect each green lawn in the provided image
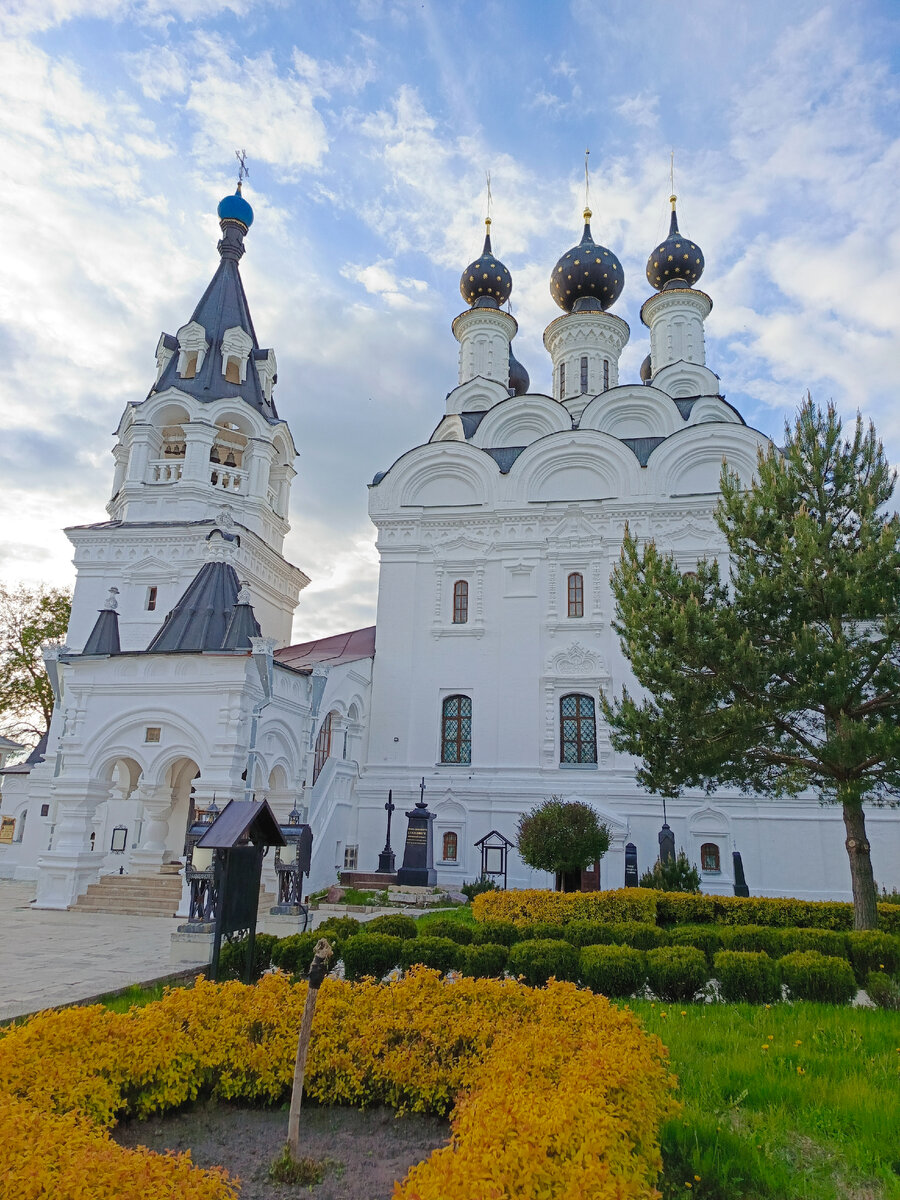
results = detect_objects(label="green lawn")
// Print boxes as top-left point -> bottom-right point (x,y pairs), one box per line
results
625,999 -> 900,1199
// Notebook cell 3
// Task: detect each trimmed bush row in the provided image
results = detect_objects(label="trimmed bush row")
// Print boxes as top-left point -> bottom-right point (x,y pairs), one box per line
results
472,886 -> 900,934
339,933 -> 874,1003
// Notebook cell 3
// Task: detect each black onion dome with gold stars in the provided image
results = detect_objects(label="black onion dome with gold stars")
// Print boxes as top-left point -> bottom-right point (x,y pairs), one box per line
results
550,209 -> 624,312
646,197 -> 705,291
460,219 -> 512,307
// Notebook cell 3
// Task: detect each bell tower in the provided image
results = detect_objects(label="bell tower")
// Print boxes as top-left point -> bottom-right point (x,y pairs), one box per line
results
65,180 -> 309,653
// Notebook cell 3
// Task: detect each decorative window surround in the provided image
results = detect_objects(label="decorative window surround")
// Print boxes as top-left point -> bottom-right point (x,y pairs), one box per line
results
175,321 -> 209,377
540,642 -> 612,769
220,326 -> 254,383
431,537 -> 488,638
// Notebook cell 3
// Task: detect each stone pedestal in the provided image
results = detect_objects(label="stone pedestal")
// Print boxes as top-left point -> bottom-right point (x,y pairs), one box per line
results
396,798 -> 436,888
33,780 -> 108,909
170,924 -> 214,967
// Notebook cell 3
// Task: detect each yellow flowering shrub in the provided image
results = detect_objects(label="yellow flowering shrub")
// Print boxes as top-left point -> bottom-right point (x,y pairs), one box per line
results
0,970 -> 677,1200
472,886 -> 657,926
473,887 -> 900,935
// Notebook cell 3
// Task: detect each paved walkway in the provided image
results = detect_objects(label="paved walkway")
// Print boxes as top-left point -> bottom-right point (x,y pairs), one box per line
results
0,880 -> 320,1022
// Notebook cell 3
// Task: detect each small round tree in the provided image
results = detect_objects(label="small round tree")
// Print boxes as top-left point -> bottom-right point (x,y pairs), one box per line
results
517,797 -> 611,892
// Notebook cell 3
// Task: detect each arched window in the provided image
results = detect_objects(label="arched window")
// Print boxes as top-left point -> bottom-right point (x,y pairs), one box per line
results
559,361 -> 566,399
312,711 -> 334,784
441,695 -> 472,764
580,355 -> 588,393
701,842 -> 721,872
560,694 -> 597,764
453,580 -> 469,624
567,572 -> 584,618
442,831 -> 458,861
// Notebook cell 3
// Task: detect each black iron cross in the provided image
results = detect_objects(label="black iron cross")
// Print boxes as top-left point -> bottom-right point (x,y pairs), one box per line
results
419,777 -> 426,804
384,790 -> 395,843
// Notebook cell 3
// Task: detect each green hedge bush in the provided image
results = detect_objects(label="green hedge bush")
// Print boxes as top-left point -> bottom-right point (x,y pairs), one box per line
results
270,932 -> 319,976
720,924 -> 784,957
400,936 -> 463,974
777,928 -> 848,959
579,945 -> 646,998
713,950 -> 781,1003
419,918 -> 473,945
217,932 -> 279,982
645,946 -> 709,1001
507,939 -> 579,986
461,942 -> 509,979
865,970 -> 900,1010
779,950 -> 856,1004
470,919 -> 520,947
667,924 -> 723,963
563,920 -> 619,948
315,916 -> 362,960
518,922 -> 568,942
365,913 -> 418,940
341,933 -> 402,981
846,930 -> 900,984
612,921 -> 670,951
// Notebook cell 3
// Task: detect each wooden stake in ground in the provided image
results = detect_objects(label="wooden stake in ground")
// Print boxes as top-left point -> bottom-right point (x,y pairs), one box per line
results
287,937 -> 333,1161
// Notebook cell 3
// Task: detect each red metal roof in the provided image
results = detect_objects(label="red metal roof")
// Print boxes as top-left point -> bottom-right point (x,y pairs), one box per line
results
275,625 -> 375,671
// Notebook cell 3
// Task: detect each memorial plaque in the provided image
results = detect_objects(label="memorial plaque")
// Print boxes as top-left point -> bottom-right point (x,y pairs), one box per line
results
624,842 -> 638,887
396,784 -> 436,887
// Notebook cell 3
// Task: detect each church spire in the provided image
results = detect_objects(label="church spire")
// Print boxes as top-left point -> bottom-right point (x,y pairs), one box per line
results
150,166 -> 278,420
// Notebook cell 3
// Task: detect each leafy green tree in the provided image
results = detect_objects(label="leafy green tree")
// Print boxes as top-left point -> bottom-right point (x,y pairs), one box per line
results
603,399 -> 900,930
516,796 -> 610,891
0,584 -> 71,743
639,850 -> 701,893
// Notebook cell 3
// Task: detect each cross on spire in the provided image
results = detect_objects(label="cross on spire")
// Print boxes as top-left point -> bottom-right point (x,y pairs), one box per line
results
235,148 -> 250,188
485,170 -> 493,222
584,147 -> 591,211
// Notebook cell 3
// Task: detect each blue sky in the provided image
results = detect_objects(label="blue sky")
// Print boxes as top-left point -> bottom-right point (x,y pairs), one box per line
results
1,1 -> 899,639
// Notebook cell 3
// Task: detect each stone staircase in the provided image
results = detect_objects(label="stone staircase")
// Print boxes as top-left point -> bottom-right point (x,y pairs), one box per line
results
75,873 -> 183,918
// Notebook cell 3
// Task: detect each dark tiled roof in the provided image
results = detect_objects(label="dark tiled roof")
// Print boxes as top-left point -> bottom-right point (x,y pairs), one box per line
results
81,608 -> 120,656
673,398 -> 697,419
460,411 -> 488,439
622,436 -> 667,466
275,626 -> 376,670
151,230 -> 278,421
147,562 -> 258,653
484,446 -> 527,473
0,732 -> 47,776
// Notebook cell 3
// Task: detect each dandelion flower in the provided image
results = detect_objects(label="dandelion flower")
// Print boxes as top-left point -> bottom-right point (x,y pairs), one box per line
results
681,1010 -> 687,1016
768,1034 -> 774,1040
761,1044 -> 769,1051
794,1040 -> 802,1046
797,1066 -> 805,1075
694,1175 -> 702,1182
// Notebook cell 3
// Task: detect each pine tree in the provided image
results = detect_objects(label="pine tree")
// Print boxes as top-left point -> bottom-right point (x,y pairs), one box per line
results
603,399 -> 900,930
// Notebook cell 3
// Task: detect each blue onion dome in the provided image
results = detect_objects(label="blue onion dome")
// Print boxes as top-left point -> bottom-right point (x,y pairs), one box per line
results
460,218 -> 512,307
646,196 -> 704,291
508,344 -> 530,396
551,208 -> 624,312
217,182 -> 254,231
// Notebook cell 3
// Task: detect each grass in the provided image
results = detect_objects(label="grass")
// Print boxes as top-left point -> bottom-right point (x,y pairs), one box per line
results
623,999 -> 900,1199
268,1144 -> 336,1185
98,980 -> 192,1013
415,906 -> 477,932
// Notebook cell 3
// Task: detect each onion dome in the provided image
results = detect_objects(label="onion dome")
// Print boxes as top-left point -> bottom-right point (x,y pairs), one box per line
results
508,344 -> 530,396
217,182 -> 254,231
460,218 -> 512,307
550,208 -> 624,312
646,196 -> 704,291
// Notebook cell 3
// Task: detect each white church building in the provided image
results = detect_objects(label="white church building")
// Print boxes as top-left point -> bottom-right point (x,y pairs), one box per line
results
1,181 -> 897,910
